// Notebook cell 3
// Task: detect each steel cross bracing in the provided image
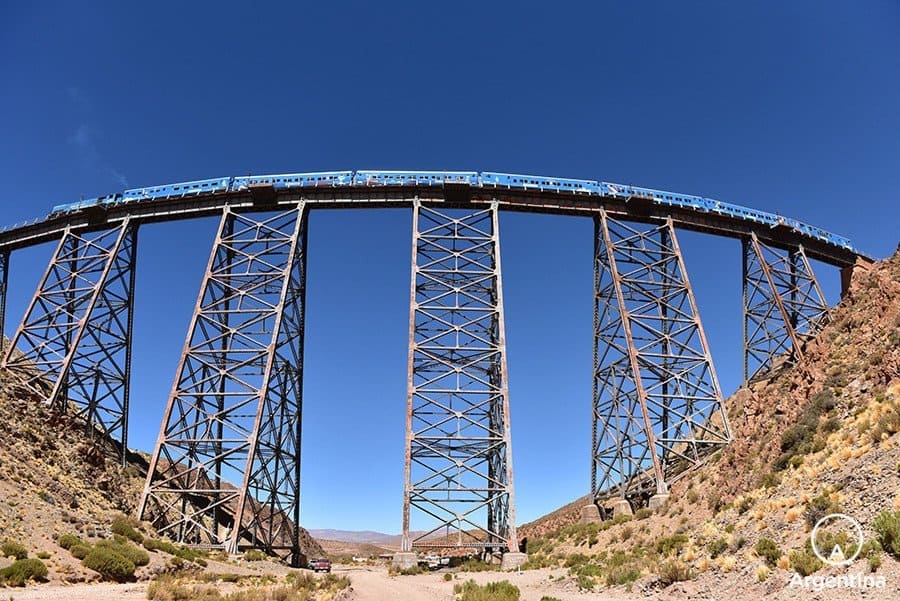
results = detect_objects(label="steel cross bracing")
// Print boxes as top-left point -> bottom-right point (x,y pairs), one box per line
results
401,202 -> 518,553
1,220 -> 137,462
138,205 -> 307,566
0,251 -> 8,355
592,212 -> 731,503
742,234 -> 829,384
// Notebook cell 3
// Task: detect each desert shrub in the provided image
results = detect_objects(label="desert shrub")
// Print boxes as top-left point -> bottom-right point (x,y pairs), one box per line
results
71,544 -> 93,560
575,573 -> 594,590
774,389 -> 837,470
111,515 -> 144,544
605,564 -> 640,586
804,492 -> 840,528
707,537 -> 728,559
736,496 -> 753,514
143,538 -> 178,554
861,539 -> 883,572
36,551 -> 51,559
634,508 -> 653,520
0,558 -> 48,586
788,549 -> 822,576
453,579 -> 520,601
539,598 -> 562,601
754,538 -> 782,567
872,510 -> 900,558
655,534 -> 688,557
459,558 -> 495,572
399,565 -> 425,575
657,560 -> 694,585
1,539 -> 28,560
443,572 -> 453,581
82,546 -> 136,582
242,549 -> 267,562
57,533 -> 83,550
96,539 -> 150,567
870,401 -> 900,444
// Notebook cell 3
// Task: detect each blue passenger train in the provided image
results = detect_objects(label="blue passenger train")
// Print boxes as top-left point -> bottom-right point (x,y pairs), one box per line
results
46,170 -> 855,251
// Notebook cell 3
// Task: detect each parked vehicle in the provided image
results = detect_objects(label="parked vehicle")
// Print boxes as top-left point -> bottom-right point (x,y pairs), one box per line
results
308,558 -> 332,573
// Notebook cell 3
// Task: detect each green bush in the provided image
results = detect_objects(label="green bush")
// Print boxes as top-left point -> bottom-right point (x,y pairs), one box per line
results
774,389 -> 837,470
1,539 -> 28,560
459,558 -> 495,572
96,539 -> 150,567
707,537 -> 728,559
111,516 -> 144,544
71,544 -> 92,560
804,492 -> 840,528
57,533 -> 83,550
143,537 -> 178,555
754,538 -> 782,567
788,549 -> 822,576
453,579 -> 520,601
0,558 -> 48,586
575,573 -> 594,590
399,565 -> 425,575
657,560 -> 693,585
861,539 -> 883,572
655,534 -> 688,557
242,549 -> 268,562
82,547 -> 136,582
605,565 -> 640,586
443,572 -> 453,581
872,510 -> 900,558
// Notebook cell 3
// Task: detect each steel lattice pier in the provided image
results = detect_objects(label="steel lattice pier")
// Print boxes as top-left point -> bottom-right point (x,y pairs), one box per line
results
1,220 -> 137,463
138,205 -> 307,565
742,234 -> 829,384
592,212 -> 732,504
401,202 -> 518,553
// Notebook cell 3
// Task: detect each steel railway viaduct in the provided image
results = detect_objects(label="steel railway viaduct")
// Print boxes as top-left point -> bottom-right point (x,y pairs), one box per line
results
0,170 -> 868,568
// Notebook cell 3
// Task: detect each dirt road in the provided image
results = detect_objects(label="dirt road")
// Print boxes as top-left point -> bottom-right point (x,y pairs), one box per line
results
339,565 -> 628,601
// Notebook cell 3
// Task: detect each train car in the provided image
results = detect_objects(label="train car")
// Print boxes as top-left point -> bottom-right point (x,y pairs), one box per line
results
50,194 -> 118,214
232,171 -> 353,190
122,176 -> 231,202
354,171 -> 478,186
481,172 -> 599,194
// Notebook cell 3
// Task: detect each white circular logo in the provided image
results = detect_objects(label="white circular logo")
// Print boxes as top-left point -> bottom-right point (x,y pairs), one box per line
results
810,513 -> 864,566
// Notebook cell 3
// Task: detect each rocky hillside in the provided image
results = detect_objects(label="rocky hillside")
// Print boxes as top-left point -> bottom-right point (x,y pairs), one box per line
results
516,251 -> 900,598
0,364 -> 323,585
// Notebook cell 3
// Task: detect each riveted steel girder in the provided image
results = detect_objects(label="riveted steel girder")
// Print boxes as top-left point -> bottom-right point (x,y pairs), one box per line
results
592,212 -> 731,503
1,220 -> 137,463
138,205 -> 307,566
401,202 -> 518,553
742,234 -> 828,384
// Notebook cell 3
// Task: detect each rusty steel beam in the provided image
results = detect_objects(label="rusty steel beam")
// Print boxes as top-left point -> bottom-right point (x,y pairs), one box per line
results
742,234 -> 829,384
138,205 -> 307,566
592,212 -> 731,504
1,220 -> 137,462
401,201 -> 518,553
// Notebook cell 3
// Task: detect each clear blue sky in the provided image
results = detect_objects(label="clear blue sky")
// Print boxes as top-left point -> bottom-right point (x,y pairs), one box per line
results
1,1 -> 898,534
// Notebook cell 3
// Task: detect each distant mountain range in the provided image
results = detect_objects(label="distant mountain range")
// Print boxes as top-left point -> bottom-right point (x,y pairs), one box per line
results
309,529 -> 434,548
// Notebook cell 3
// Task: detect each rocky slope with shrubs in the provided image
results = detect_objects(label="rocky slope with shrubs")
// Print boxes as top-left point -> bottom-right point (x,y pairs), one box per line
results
0,361 -> 323,589
513,251 -> 900,598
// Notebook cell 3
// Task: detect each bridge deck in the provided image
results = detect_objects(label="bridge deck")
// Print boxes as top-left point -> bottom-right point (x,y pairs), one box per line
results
0,185 -> 861,267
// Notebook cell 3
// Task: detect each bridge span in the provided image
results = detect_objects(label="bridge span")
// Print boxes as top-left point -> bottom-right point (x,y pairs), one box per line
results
0,170 -> 867,566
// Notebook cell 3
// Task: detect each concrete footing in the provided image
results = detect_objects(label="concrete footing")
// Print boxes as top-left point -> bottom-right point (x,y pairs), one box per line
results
500,552 -> 528,570
611,498 -> 633,518
580,503 -> 602,524
648,492 -> 670,510
391,552 -> 418,570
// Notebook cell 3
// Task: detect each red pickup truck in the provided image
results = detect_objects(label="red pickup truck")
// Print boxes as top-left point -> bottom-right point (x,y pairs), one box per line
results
308,558 -> 332,573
